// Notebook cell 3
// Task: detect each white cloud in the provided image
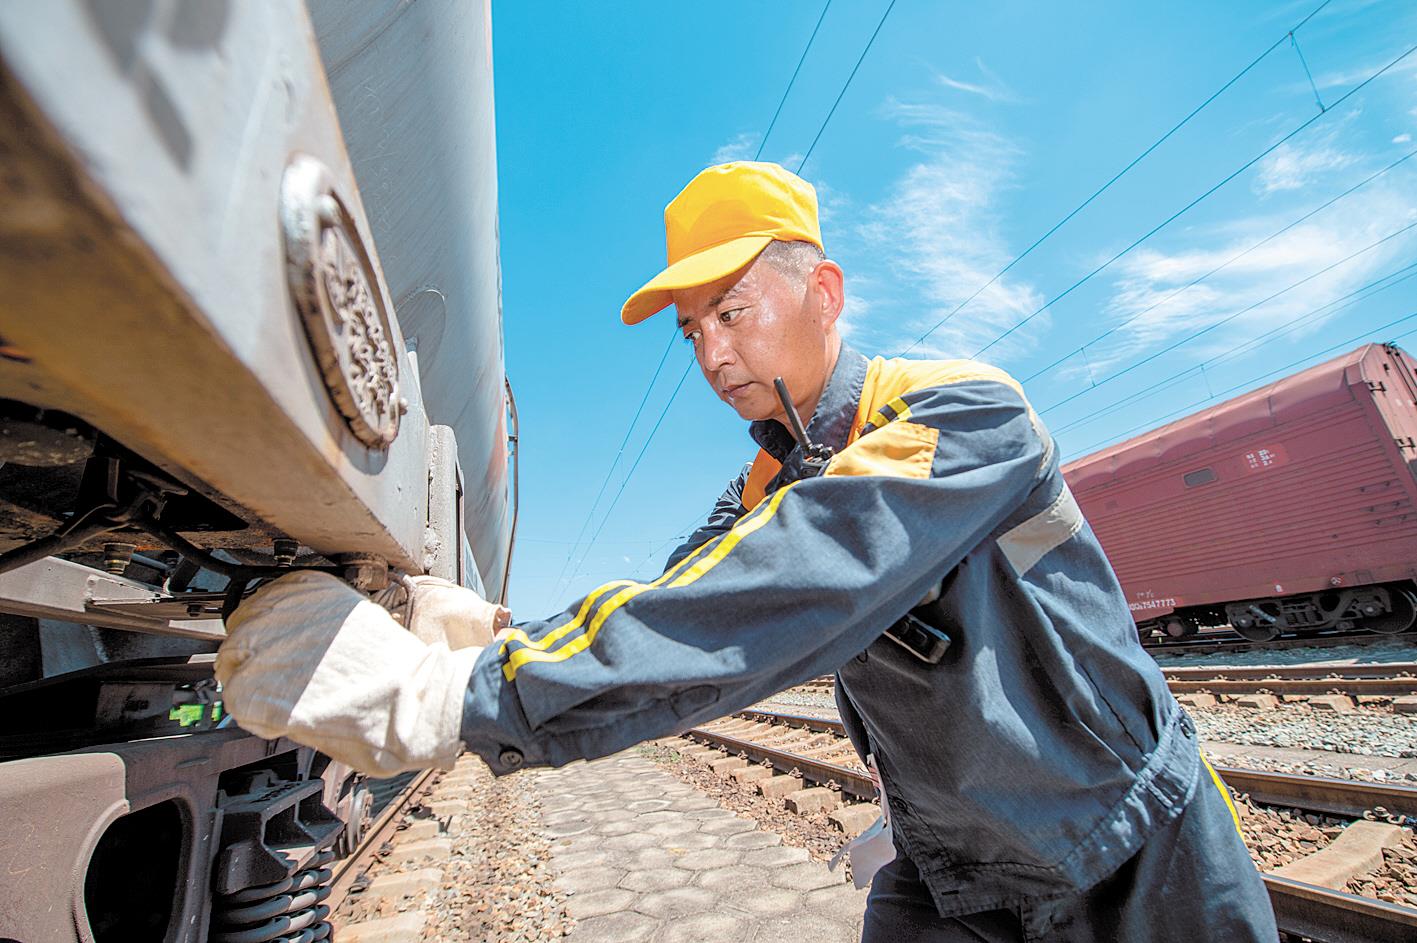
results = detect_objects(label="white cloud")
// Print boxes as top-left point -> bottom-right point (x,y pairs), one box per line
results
934,58 -> 1018,104
1395,133 -> 1413,144
710,132 -> 758,165
1314,50 -> 1417,91
844,100 -> 1043,359
1254,140 -> 1358,193
1084,182 -> 1417,377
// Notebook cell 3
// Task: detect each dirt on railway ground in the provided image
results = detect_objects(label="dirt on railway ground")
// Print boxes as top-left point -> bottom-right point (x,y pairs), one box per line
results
638,741 -> 861,869
333,757 -> 574,941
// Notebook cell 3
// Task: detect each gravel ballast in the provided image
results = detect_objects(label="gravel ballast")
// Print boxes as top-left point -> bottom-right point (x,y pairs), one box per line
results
335,761 -> 574,941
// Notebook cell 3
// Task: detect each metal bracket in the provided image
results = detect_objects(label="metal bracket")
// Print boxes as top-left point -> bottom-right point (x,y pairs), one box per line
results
0,557 -> 224,640
86,590 -> 227,621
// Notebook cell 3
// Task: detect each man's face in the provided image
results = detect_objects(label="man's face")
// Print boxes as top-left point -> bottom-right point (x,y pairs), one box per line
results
672,254 -> 842,423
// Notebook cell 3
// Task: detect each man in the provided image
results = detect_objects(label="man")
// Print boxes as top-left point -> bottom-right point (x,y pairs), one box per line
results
218,162 -> 1278,940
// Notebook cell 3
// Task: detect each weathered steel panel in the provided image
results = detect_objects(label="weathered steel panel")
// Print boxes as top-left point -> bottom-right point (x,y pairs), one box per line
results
0,0 -> 434,570
1063,344 -> 1417,619
306,0 -> 511,599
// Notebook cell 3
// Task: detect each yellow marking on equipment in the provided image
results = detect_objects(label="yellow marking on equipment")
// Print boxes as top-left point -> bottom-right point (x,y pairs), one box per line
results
1200,750 -> 1243,837
503,485 -> 796,680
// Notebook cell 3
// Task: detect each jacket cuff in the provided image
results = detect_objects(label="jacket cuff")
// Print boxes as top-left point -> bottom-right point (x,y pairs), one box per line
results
460,648 -> 546,775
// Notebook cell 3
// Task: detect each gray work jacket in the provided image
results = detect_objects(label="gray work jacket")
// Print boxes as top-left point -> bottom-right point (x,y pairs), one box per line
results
463,346 -> 1200,917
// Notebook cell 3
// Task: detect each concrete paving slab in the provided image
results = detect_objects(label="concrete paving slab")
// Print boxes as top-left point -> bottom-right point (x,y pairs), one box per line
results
531,751 -> 865,940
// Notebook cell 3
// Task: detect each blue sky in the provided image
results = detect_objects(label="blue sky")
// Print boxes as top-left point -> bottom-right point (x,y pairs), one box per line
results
492,0 -> 1417,615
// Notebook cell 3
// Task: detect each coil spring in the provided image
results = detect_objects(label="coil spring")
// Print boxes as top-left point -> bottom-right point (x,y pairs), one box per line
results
210,849 -> 336,943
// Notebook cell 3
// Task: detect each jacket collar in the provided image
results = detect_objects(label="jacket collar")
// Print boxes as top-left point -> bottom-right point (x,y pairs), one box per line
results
749,345 -> 869,469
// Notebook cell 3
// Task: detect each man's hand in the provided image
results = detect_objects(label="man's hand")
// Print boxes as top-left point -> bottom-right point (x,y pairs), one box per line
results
377,573 -> 512,648
215,570 -> 503,777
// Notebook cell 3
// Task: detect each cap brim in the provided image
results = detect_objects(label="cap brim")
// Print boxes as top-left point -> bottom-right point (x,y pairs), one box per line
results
621,235 -> 773,325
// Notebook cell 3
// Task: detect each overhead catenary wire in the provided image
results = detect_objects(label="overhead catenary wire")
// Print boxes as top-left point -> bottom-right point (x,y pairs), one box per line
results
1063,308 -> 1417,461
629,510 -> 709,577
969,41 -> 1417,361
1036,217 -> 1417,416
897,0 -> 1336,357
796,0 -> 898,173
1050,260 -> 1417,439
551,331 -> 678,598
563,359 -> 695,588
1052,266 -> 1417,438
1022,146 -> 1417,385
756,1 -> 834,161
562,4 -> 897,594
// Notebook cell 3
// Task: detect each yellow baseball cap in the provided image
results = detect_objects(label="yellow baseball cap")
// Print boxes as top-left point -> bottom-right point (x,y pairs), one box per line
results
621,161 -> 823,325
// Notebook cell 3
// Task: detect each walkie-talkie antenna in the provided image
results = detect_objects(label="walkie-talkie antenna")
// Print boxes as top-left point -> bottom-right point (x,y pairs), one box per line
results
773,377 -> 834,469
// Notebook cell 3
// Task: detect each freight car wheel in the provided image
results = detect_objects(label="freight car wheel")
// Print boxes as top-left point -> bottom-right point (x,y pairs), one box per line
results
1232,623 -> 1280,642
1359,589 -> 1417,635
333,784 -> 372,859
1162,617 -> 1197,639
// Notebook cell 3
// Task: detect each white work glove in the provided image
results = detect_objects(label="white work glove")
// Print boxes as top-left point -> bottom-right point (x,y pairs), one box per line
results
215,570 -> 504,777
373,573 -> 512,648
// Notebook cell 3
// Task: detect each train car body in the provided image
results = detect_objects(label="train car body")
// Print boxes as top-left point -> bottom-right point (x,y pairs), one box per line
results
0,1 -> 509,940
1064,343 -> 1417,642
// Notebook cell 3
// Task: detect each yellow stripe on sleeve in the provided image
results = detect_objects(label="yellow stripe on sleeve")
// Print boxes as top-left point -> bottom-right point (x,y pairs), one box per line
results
1200,750 -> 1243,837
666,484 -> 795,588
496,580 -> 634,655
497,531 -> 723,659
503,484 -> 797,680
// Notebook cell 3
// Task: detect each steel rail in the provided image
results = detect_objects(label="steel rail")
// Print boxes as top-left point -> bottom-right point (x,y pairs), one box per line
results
728,709 -> 1417,819
326,768 -> 438,914
1142,631 -> 1404,655
684,726 -> 875,800
1163,664 -> 1417,681
1220,767 -> 1417,822
1168,677 -> 1417,695
1265,874 -> 1417,943
802,666 -> 1417,696
691,711 -> 1417,941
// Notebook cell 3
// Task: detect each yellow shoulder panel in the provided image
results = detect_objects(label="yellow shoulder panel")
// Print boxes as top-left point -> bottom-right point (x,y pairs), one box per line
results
824,419 -> 939,480
859,357 -> 1026,420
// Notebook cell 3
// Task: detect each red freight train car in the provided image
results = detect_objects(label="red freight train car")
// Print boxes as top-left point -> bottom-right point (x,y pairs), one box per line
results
1062,343 -> 1417,642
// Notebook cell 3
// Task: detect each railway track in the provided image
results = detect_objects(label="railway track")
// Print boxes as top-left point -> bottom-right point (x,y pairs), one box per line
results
802,663 -> 1417,698
1142,630 -> 1414,656
326,769 -> 439,914
684,709 -> 1417,943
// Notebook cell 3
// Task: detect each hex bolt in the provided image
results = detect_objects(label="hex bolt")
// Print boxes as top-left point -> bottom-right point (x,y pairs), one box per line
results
272,538 -> 299,567
335,553 -> 388,592
102,542 -> 136,576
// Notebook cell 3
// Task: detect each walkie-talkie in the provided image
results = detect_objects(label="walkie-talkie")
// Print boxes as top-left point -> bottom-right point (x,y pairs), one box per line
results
773,377 -> 950,665
773,377 -> 834,471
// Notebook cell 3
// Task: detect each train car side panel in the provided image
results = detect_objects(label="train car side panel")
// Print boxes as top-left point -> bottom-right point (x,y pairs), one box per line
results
1064,345 -> 1417,635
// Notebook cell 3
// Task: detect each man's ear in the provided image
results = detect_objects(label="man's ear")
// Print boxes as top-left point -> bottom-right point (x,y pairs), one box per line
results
811,260 -> 846,329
